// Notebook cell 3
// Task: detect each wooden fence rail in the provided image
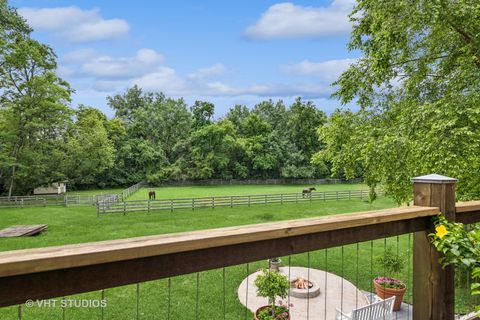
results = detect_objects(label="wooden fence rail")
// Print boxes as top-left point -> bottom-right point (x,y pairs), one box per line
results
96,189 -> 382,215
0,181 -> 145,209
0,194 -> 103,208
0,174 -> 478,320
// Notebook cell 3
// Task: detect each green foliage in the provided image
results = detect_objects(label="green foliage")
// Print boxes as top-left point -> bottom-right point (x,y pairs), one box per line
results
377,246 -> 406,275
254,269 -> 290,317
431,215 -> 480,309
316,0 -> 480,204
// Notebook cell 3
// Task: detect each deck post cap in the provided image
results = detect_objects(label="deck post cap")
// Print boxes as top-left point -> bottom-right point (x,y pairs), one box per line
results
411,174 -> 457,184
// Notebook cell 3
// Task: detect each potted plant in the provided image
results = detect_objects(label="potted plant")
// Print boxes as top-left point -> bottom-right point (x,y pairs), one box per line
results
373,247 -> 407,311
268,257 -> 282,272
254,269 -> 291,320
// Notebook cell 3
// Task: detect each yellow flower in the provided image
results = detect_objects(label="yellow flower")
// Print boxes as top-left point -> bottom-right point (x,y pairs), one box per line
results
436,225 -> 448,238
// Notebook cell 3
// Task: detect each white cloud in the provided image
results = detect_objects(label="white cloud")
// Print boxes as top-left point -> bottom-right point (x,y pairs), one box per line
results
18,6 -> 129,42
245,1 -> 354,39
188,63 -> 227,80
63,48 -> 97,62
281,58 -> 357,81
81,49 -> 164,79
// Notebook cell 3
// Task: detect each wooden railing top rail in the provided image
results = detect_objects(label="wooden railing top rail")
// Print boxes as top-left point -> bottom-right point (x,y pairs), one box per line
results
0,205 -> 438,278
455,200 -> 480,213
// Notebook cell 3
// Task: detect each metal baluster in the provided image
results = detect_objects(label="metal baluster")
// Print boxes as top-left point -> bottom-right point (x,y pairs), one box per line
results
383,238 -> 387,320
223,267 -> 226,320
396,236 -> 400,320
324,249 -> 328,320
195,273 -> 200,320
307,251 -> 311,320
101,289 -> 105,320
407,234 -> 411,320
287,256 -> 292,309
245,264 -> 250,320
370,240 -> 374,300
62,297 -> 66,320
356,242 -> 359,310
136,283 -> 140,320
341,246 -> 344,317
17,305 -> 22,320
167,278 -> 171,320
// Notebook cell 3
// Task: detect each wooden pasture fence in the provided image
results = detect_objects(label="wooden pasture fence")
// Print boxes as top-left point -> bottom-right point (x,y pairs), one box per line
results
0,195 -> 101,208
155,177 -> 363,186
97,189 -> 381,215
0,181 -> 145,209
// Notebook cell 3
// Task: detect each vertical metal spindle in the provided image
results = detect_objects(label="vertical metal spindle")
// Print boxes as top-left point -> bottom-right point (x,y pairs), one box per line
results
61,297 -> 66,320
195,273 -> 200,320
287,256 -> 292,308
17,305 -> 22,320
396,235 -> 400,320
245,263 -> 250,320
136,283 -> 140,320
307,251 -> 311,320
167,278 -> 171,320
383,238 -> 387,320
101,289 -> 105,320
223,267 -> 226,320
355,242 -> 359,309
407,233 -> 411,320
370,240 -> 374,299
341,246 -> 344,317
324,249 -> 328,320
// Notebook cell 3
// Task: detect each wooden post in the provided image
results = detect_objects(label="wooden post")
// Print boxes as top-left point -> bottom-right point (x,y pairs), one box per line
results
412,174 -> 456,320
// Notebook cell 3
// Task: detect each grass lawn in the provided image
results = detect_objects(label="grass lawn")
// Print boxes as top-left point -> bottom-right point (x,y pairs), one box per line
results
129,183 -> 369,200
0,196 -> 473,318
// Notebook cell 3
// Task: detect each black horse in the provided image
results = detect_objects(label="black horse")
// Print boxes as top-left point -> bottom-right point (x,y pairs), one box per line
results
148,191 -> 156,200
302,187 -> 316,198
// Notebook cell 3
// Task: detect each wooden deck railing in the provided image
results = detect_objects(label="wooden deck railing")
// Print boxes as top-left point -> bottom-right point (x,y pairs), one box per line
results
0,175 -> 479,319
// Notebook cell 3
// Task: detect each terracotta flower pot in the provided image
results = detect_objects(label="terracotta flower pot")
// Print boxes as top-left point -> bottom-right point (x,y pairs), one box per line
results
373,279 -> 406,311
254,305 -> 290,320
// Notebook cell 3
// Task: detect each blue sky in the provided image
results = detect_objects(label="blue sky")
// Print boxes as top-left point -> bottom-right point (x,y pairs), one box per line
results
11,0 -> 358,117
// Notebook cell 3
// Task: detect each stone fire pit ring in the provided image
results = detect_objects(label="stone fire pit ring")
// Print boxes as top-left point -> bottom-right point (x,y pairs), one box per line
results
289,275 -> 321,299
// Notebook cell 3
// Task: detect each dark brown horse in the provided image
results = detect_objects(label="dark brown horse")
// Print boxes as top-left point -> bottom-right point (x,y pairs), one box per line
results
148,191 -> 156,200
302,187 -> 316,198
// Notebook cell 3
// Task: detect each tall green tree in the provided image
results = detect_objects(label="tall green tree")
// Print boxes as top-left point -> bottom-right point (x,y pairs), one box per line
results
108,88 -> 192,183
63,106 -> 115,186
0,2 -> 72,195
318,0 -> 480,203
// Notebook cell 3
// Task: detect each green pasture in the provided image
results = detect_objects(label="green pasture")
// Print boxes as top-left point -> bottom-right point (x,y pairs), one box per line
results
129,183 -> 368,200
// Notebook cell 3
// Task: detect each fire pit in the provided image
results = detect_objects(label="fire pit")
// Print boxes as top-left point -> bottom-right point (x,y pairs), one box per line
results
289,276 -> 321,299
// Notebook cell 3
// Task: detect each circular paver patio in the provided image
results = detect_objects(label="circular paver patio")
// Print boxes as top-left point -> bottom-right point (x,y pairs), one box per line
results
237,266 -> 369,320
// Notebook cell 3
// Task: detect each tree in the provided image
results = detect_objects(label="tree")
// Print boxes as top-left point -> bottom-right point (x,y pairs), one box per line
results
63,106 -> 115,186
320,0 -> 480,203
191,100 -> 214,129
108,88 -> 192,183
0,3 -> 72,195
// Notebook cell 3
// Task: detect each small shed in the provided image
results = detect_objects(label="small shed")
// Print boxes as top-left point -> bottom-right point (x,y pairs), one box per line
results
33,182 -> 67,195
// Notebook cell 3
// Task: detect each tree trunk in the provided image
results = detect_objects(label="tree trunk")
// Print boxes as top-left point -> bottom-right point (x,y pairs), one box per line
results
8,165 -> 15,198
